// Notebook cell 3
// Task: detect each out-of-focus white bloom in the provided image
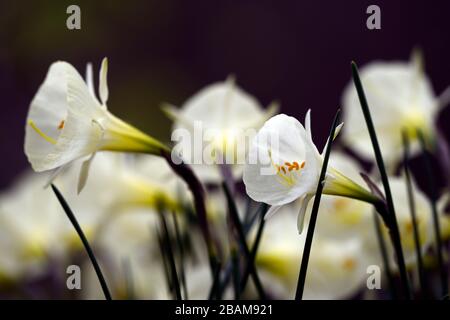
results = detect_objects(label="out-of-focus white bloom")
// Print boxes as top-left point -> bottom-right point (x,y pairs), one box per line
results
254,206 -> 368,300
372,177 -> 434,267
60,153 -> 185,215
25,58 -> 168,192
83,206 -> 218,300
164,77 -> 278,183
342,53 -> 439,166
314,152 -> 374,241
82,207 -> 168,299
243,112 -> 376,233
0,172 -> 97,281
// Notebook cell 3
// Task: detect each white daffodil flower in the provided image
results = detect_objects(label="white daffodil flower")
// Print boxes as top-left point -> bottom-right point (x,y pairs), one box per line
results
367,177 -> 434,267
24,58 -> 168,192
243,112 -> 376,233
164,77 -> 278,183
342,52 -> 441,166
0,172 -> 88,281
254,206 -> 368,300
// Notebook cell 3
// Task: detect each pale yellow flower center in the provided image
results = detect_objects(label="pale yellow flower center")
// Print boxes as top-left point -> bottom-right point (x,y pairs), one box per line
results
268,149 -> 306,187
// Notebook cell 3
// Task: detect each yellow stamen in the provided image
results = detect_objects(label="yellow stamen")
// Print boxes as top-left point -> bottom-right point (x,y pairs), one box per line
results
28,120 -> 56,145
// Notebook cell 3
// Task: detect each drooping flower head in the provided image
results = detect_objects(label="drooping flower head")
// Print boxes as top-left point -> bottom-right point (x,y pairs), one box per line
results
243,112 -> 376,232
25,58 -> 169,191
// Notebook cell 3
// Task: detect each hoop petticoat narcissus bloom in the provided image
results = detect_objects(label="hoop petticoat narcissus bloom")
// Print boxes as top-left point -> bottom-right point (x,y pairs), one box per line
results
163,76 -> 278,183
24,58 -> 169,192
243,112 -> 377,233
342,52 -> 441,166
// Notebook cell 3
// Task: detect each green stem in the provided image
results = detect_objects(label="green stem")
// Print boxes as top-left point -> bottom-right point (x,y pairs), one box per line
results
351,62 -> 412,299
295,109 -> 340,300
51,184 -> 112,300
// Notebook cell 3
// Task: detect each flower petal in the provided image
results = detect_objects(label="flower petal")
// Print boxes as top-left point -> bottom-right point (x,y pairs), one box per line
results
297,194 -> 312,234
85,63 -> 96,99
77,152 -> 96,194
99,57 -> 109,106
243,114 -> 321,206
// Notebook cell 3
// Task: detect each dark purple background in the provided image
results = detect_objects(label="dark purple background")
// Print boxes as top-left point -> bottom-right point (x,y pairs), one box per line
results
1,0 -> 450,190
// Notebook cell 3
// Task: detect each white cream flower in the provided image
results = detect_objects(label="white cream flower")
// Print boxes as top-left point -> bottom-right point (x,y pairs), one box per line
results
164,77 -> 278,183
0,172 -> 93,281
59,153 -> 185,216
243,112 -> 375,233
24,58 -> 168,192
342,53 -> 439,166
254,206 -> 368,300
367,177 -> 434,267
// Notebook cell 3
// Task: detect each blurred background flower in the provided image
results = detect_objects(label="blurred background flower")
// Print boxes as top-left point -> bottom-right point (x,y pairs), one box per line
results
1,0 -> 450,300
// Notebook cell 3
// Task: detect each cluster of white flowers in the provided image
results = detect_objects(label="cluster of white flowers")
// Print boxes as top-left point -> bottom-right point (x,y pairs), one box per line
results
1,53 -> 449,299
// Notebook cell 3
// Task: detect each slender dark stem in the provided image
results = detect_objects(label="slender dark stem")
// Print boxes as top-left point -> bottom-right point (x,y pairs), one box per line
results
351,62 -> 412,299
156,228 -> 173,296
239,203 -> 268,293
50,184 -> 112,300
208,261 -> 222,300
417,129 -> 448,298
222,182 -> 266,299
215,203 -> 267,299
231,247 -> 240,299
172,212 -> 188,299
295,109 -> 340,300
161,150 -> 220,278
402,131 -> 427,296
373,212 -> 398,299
158,211 -> 182,300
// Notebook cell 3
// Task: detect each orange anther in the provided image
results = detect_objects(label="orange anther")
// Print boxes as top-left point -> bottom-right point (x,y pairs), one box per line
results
300,161 -> 305,169
280,166 -> 287,174
58,120 -> 65,130
284,162 -> 292,167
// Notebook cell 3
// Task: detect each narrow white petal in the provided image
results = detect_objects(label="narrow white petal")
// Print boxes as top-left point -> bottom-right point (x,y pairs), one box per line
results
85,63 -> 95,98
297,194 -> 313,234
305,109 -> 312,140
78,153 -> 96,194
333,122 -> 344,140
99,57 -> 109,105
321,122 -> 344,156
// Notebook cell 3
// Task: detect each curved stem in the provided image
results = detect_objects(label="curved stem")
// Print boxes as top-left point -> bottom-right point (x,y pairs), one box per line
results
51,184 -> 112,300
